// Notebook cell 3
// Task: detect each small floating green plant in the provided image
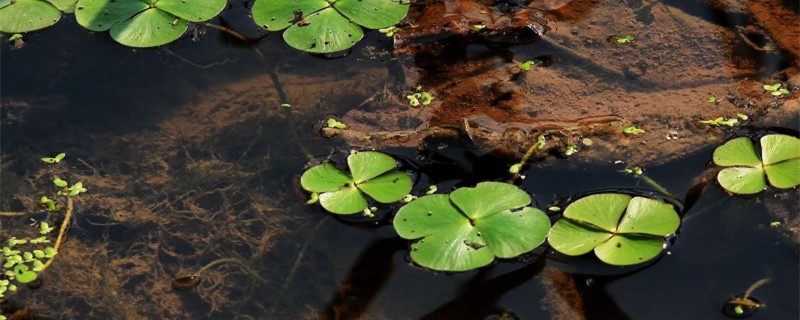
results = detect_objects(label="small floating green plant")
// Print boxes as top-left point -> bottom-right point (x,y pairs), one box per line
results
325,117 -> 347,129
763,83 -> 789,96
547,193 -> 680,266
406,85 -> 435,107
1,153 -> 87,301
518,60 -> 534,71
0,0 -> 77,33
623,126 -> 645,135
712,134 -> 800,194
300,151 -> 412,215
252,0 -> 410,53
616,34 -> 634,44
393,182 -> 550,272
74,0 -> 227,48
699,116 -> 740,127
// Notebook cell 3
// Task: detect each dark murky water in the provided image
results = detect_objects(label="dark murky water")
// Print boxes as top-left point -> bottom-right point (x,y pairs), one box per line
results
2,1 -> 798,319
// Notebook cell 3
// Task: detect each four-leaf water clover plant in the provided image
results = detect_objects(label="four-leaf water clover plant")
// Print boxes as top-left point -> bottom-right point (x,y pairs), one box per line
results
712,134 -> 800,194
0,0 -> 77,33
547,193 -> 680,266
300,151 -> 412,215
393,182 -> 551,272
252,0 -> 409,53
74,0 -> 226,47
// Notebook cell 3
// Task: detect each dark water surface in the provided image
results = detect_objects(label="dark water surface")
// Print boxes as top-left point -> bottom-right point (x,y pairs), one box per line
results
2,2 -> 798,320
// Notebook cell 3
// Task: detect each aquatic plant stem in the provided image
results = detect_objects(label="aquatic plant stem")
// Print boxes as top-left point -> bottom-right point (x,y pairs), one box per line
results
281,216 -> 329,292
39,195 -> 73,272
194,258 -> 270,288
636,173 -> 679,200
0,211 -> 26,217
203,23 -> 314,161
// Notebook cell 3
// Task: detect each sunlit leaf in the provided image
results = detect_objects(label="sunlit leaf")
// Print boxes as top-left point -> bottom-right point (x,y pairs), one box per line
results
450,182 -> 530,220
318,186 -> 367,215
0,0 -> 61,33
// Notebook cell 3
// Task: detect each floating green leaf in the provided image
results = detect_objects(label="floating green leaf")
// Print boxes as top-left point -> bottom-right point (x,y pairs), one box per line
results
252,0 -> 409,53
75,0 -> 226,48
68,181 -> 88,196
0,0 -> 72,33
13,264 -> 37,284
326,118 -> 347,129
300,151 -> 412,215
623,126 -> 645,135
713,134 -> 800,194
762,83 -> 790,96
548,194 -> 680,266
394,182 -> 550,272
40,152 -> 66,164
53,177 -> 68,187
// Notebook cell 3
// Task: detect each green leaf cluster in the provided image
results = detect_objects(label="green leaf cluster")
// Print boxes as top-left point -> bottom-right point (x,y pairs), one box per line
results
74,0 -> 227,47
548,193 -> 680,266
1,0 -> 411,51
301,151 -> 412,215
713,134 -> 800,194
1,224 -> 57,299
763,83 -> 790,96
393,182 -> 550,272
252,0 -> 409,53
699,116 -> 739,127
40,152 -> 66,164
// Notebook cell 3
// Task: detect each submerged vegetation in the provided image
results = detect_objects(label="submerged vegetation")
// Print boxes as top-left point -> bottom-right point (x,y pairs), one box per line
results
74,0 -> 227,48
1,154 -> 85,302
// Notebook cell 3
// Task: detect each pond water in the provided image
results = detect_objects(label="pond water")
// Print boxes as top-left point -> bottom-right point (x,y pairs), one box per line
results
1,1 -> 798,319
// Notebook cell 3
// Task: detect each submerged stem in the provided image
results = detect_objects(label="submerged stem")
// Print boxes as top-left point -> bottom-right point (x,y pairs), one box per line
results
39,195 -> 73,272
173,258 -> 269,290
742,278 -> 769,300
636,173 -> 678,200
202,22 -> 314,161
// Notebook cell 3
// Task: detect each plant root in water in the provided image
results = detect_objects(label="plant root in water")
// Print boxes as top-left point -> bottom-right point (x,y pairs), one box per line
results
172,258 -> 269,290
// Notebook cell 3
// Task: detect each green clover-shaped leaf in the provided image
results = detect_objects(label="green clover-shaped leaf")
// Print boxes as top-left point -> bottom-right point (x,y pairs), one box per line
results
713,134 -> 800,194
252,0 -> 409,53
394,182 -> 550,272
75,0 -> 226,47
548,194 -> 680,266
300,151 -> 412,215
